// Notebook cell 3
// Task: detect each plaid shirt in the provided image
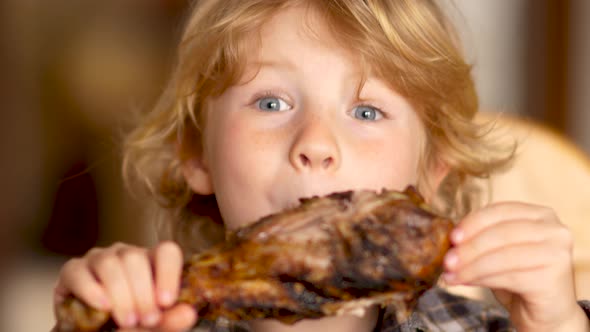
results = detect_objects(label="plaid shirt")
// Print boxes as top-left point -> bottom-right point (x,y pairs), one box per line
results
197,287 -> 590,332
378,288 -> 512,331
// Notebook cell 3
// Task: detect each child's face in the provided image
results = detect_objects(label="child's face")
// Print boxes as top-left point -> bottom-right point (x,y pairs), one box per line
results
186,5 -> 427,230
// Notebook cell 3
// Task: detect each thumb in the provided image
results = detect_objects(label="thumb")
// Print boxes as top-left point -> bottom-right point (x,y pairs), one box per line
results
158,303 -> 198,332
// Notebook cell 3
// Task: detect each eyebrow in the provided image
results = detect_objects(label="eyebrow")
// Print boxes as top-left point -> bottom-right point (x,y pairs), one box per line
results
250,58 -> 368,81
249,58 -> 298,72
246,57 -> 370,97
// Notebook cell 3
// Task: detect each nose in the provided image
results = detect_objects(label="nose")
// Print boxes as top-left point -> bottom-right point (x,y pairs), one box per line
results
289,114 -> 341,172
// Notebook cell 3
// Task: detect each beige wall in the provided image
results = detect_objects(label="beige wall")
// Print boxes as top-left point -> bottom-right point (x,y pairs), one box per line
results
452,0 -> 529,115
453,0 -> 590,154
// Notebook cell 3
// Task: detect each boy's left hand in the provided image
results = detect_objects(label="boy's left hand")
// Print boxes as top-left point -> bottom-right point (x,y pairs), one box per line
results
443,202 -> 590,332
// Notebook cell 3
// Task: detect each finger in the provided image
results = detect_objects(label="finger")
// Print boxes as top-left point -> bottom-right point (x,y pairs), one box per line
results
55,258 -> 110,310
90,254 -> 138,328
453,202 -> 556,244
445,219 -> 556,272
119,247 -> 161,328
158,303 -> 197,332
153,241 -> 183,307
464,266 -> 575,301
444,242 -> 568,286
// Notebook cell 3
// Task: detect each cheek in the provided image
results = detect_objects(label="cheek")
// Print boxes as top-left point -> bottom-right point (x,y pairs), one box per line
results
205,116 -> 285,228
353,129 -> 423,190
211,118 -> 281,172
208,117 -> 256,185
374,146 -> 420,187
206,123 -> 256,227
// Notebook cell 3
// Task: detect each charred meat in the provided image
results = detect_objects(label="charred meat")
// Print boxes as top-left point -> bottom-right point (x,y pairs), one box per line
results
54,186 -> 453,331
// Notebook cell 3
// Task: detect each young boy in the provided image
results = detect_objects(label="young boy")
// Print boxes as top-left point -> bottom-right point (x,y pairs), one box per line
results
53,0 -> 590,331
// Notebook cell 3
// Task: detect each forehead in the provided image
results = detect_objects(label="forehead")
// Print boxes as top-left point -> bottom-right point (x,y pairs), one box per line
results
249,4 -> 363,72
259,4 -> 338,47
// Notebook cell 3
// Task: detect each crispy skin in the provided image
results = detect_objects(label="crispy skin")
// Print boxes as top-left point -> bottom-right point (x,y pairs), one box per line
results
53,186 -> 453,331
179,186 -> 453,323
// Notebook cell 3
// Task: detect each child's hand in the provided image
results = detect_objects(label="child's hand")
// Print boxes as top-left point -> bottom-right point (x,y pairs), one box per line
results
53,241 -> 197,331
443,202 -> 590,331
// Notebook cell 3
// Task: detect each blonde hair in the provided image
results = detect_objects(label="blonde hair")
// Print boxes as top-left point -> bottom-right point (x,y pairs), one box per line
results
123,0 -> 514,254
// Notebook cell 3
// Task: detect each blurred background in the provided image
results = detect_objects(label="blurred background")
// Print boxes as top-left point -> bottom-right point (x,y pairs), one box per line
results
0,0 -> 588,331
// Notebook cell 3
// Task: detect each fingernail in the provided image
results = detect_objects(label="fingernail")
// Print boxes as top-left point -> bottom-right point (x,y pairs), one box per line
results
451,229 -> 464,243
160,291 -> 173,306
142,311 -> 161,327
91,297 -> 108,310
125,313 -> 138,327
444,250 -> 458,269
443,272 -> 456,283
99,297 -> 110,310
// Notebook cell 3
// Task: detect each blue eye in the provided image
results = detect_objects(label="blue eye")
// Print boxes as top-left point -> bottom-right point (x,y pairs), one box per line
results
257,97 -> 291,112
353,105 -> 382,121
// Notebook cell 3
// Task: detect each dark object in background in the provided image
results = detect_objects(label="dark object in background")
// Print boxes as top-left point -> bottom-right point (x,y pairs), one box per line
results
42,162 -> 99,256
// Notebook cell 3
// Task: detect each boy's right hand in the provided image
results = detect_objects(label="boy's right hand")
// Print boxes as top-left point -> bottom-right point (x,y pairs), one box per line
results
53,241 -> 197,331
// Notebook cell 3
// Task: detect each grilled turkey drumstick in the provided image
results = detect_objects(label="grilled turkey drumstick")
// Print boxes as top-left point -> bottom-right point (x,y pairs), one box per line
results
54,186 -> 453,331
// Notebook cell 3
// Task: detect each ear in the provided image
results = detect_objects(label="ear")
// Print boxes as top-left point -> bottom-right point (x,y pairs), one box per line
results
421,156 -> 450,204
429,157 -> 450,192
182,156 -> 214,195
178,124 -> 214,195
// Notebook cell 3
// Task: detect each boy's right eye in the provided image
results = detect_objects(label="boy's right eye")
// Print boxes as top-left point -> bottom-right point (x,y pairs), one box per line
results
257,96 -> 292,112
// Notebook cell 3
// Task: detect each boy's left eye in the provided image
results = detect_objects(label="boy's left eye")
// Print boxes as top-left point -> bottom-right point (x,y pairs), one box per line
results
256,96 -> 292,112
353,105 -> 383,121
